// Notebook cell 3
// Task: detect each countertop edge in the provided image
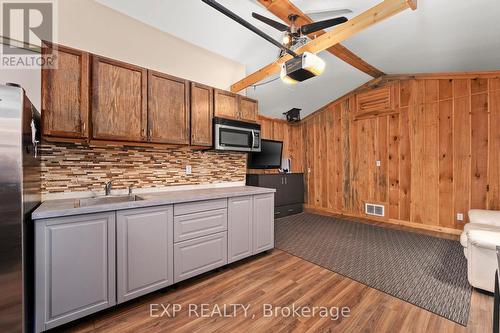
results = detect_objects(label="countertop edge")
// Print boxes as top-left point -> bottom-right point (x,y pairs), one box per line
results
33,186 -> 276,220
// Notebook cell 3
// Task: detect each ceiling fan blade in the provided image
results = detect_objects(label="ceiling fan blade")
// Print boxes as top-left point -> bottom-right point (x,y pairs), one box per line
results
201,0 -> 298,57
300,17 -> 348,35
252,12 -> 289,32
305,9 -> 353,21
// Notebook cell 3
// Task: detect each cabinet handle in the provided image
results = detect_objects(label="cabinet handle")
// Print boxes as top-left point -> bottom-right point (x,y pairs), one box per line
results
288,209 -> 294,212
148,129 -> 152,138
82,122 -> 86,133
285,177 -> 287,185
281,177 -> 284,185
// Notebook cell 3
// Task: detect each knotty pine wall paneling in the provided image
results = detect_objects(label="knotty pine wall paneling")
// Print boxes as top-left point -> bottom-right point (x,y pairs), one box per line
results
489,79 -> 500,210
302,74 -> 500,233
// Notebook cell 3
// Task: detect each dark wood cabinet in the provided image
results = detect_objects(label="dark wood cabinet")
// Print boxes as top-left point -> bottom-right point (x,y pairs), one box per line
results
92,56 -> 147,142
239,96 -> 258,122
148,71 -> 190,144
41,44 -> 90,138
214,89 -> 239,120
190,82 -> 213,146
246,173 -> 304,218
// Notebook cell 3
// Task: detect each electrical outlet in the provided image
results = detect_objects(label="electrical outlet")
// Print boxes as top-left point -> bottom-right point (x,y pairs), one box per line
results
457,213 -> 464,221
376,160 -> 381,167
185,165 -> 192,175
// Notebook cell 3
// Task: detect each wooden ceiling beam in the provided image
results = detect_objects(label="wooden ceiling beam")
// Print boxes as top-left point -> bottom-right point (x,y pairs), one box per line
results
231,0 -> 417,93
257,0 -> 384,78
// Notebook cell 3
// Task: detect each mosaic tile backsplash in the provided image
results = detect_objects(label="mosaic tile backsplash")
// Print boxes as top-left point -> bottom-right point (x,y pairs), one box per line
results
41,142 -> 247,195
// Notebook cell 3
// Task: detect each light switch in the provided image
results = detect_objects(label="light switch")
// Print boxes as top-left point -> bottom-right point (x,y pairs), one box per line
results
457,213 -> 464,221
376,160 -> 381,167
185,165 -> 192,175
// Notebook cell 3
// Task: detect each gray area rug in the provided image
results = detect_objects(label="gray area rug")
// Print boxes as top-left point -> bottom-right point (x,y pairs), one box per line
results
274,213 -> 472,325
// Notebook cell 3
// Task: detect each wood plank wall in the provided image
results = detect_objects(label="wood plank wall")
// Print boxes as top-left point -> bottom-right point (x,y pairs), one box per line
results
301,75 -> 500,232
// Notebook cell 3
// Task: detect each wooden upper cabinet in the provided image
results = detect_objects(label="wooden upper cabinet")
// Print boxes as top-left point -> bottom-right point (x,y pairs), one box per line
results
190,82 -> 213,146
41,44 -> 90,138
214,89 -> 239,120
148,71 -> 190,144
92,56 -> 147,142
239,97 -> 258,122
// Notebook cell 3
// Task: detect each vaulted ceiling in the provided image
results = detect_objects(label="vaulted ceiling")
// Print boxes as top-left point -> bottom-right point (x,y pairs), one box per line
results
96,0 -> 500,118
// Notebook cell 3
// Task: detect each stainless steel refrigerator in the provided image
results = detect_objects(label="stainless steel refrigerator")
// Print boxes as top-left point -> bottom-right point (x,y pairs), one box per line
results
0,83 -> 41,332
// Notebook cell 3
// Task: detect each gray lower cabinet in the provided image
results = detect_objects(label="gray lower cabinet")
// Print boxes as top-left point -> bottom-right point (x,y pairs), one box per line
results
35,212 -> 116,332
34,192 -> 274,331
253,194 -> 275,253
174,232 -> 227,283
116,206 -> 174,304
228,196 -> 253,263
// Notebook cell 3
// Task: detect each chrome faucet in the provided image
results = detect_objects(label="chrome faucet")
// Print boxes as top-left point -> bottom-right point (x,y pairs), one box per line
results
105,180 -> 113,196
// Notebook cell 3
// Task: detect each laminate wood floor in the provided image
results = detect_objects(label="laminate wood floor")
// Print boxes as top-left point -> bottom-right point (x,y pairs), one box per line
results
54,249 -> 493,333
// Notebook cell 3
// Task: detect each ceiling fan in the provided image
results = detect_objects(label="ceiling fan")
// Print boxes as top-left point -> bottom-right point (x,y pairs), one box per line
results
201,0 -> 349,85
251,12 -> 348,56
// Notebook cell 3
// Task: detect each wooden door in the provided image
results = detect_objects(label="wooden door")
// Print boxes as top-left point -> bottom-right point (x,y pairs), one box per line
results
253,194 -> 274,253
116,206 -> 173,303
92,56 -> 147,142
239,96 -> 258,122
41,44 -> 90,138
214,89 -> 239,119
35,212 -> 116,332
228,196 -> 253,263
190,82 -> 213,146
148,71 -> 190,144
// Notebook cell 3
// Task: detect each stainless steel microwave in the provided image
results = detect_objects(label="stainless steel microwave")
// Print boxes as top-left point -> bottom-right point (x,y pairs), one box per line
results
214,117 -> 261,152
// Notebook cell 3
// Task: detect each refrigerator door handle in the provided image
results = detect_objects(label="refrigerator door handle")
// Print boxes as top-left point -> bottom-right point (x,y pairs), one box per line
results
33,140 -> 39,158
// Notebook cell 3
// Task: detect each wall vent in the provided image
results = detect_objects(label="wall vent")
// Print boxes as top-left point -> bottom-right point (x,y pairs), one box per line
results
365,203 -> 385,217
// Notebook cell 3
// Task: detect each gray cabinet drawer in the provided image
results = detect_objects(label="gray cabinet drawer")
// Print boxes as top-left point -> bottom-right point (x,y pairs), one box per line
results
174,208 -> 227,242
174,232 -> 227,283
174,198 -> 227,216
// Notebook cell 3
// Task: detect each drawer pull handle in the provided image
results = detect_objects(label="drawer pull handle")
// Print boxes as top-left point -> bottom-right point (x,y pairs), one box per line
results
288,209 -> 294,212
274,211 -> 281,215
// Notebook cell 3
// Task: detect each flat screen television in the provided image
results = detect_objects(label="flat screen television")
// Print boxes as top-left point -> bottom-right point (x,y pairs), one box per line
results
248,139 -> 283,169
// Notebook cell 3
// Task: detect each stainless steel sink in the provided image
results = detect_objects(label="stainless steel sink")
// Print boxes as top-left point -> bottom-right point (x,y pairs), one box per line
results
77,195 -> 144,207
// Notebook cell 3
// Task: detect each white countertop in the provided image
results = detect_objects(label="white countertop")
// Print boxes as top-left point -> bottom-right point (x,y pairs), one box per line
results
32,186 -> 275,220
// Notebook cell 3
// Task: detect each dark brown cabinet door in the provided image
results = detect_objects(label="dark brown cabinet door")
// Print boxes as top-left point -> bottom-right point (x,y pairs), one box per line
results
147,71 -> 190,144
239,96 -> 258,122
214,89 -> 239,120
42,44 -> 90,138
190,82 -> 213,146
92,56 -> 147,142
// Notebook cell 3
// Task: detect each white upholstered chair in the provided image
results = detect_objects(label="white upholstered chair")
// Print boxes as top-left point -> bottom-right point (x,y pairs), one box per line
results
461,209 -> 500,292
